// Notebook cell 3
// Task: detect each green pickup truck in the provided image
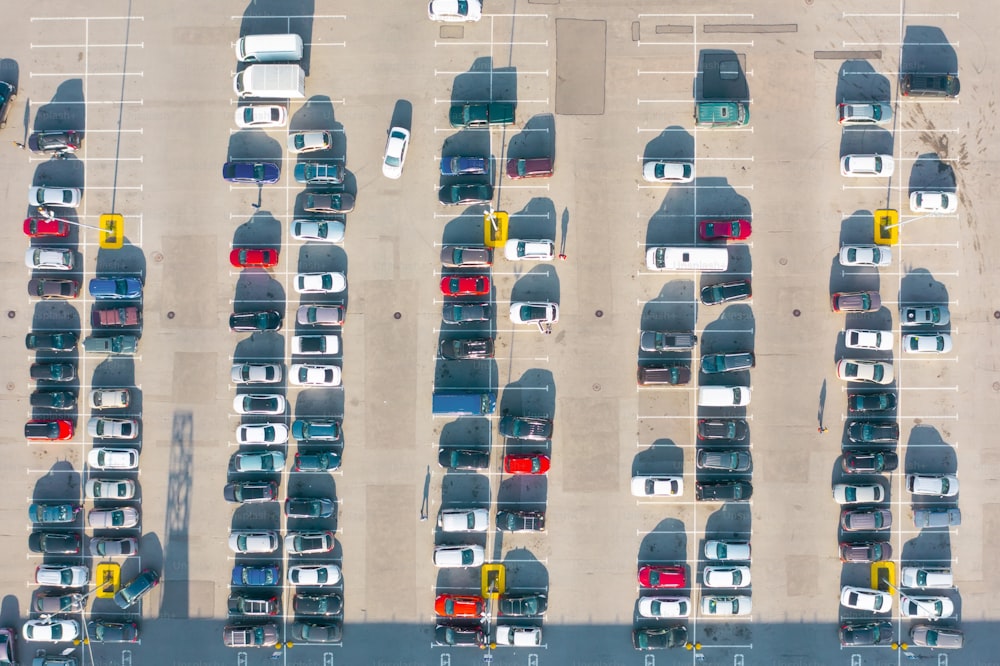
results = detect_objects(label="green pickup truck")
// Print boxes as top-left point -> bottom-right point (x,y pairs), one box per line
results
695,101 -> 750,128
449,102 -> 515,128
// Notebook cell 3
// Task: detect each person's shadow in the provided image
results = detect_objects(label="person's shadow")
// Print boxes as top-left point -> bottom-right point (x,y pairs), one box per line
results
559,207 -> 569,257
817,379 -> 827,428
419,465 -> 430,521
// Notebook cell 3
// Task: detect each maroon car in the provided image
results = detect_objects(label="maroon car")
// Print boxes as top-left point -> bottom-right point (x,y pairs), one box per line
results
506,156 -> 553,179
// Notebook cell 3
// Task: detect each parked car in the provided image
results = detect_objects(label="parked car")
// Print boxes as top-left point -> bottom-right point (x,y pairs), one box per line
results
630,476 -> 683,497
847,392 -> 896,413
28,186 -> 82,208
293,451 -> 342,472
29,503 -> 79,525
638,565 -> 685,589
294,593 -> 343,616
504,238 -> 555,261
34,592 -> 84,614
229,310 -> 282,332
440,275 -> 490,297
632,626 -> 688,650
30,390 -> 77,411
28,130 -> 83,153
697,419 -> 749,441
438,447 -> 489,470
232,564 -> 280,587
906,474 -> 959,497
504,453 -> 550,474
497,593 -> 548,616
840,509 -> 893,533
88,507 -> 139,529
902,333 -> 953,354
292,419 -> 342,441
291,621 -> 342,644
288,564 -> 342,586
703,565 -> 751,588
28,532 -> 80,554
228,531 -> 280,554
438,508 -> 489,532
704,540 -> 751,561
34,565 -> 88,588
382,126 -> 410,179
435,594 -> 484,617
89,388 -> 129,409
232,450 -> 285,473
700,352 -> 754,374
839,621 -> 894,646
89,537 -> 138,557
25,247 -> 74,271
427,0 -> 483,22
22,619 -> 80,643
292,162 -> 344,185
496,510 -> 545,532
910,190 -> 957,214
510,301 -> 558,324
433,545 -> 485,568
900,73 -> 960,97
288,131 -> 332,153
840,586 -> 892,612
235,104 -> 287,128
498,415 -> 552,440
224,481 -> 279,504
642,160 -> 693,183
23,217 -> 70,237
231,363 -> 282,384
222,161 -> 280,184
837,102 -> 892,125
438,183 -> 493,206
88,448 -> 139,470
909,625 -> 963,649
289,364 -> 342,386
236,423 -> 289,445
440,156 -> 488,175
295,272 -> 347,294
443,302 -> 491,323
899,595 -> 954,619
639,331 -> 696,351
845,329 -> 893,350
304,192 -> 355,214
701,279 -> 751,305
291,219 -> 345,243
28,278 -> 79,300
839,245 -> 891,266
91,305 -> 141,327
840,154 -> 894,177
233,394 -> 286,415
696,481 -> 752,501
440,337 -> 494,359
26,332 -> 77,351
697,449 -> 752,471
440,246 -> 492,267
285,531 -> 336,555
88,417 -> 138,439
114,569 -> 159,609
901,567 -> 953,589
85,478 -> 136,500
833,483 -> 885,504
836,359 -> 893,384
230,248 -> 278,269
842,451 -> 899,473
831,291 -> 881,313
701,595 -> 752,616
506,156 -> 553,179
495,626 -> 542,646
25,420 -> 74,441
900,305 -> 949,326
223,623 -> 279,648
846,421 -> 899,443
699,219 -> 751,241
637,364 -> 691,386
285,497 -> 335,519
434,625 -> 485,647
83,335 -> 138,355
297,304 -> 345,326
913,508 -> 961,529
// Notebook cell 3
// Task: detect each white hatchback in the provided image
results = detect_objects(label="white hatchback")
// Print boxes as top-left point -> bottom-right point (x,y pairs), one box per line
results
638,596 -> 690,618
504,239 -> 555,261
235,104 -> 287,129
642,160 -> 694,183
840,154 -> 894,177
704,540 -> 751,561
902,333 -> 953,354
703,565 -> 751,588
427,0 -> 482,22
630,476 -> 683,497
295,272 -> 346,294
236,423 -> 289,445
291,219 -> 345,243
228,531 -> 280,554
844,329 -> 893,351
909,190 -> 957,214
841,586 -> 892,612
438,508 -> 489,532
839,245 -> 891,266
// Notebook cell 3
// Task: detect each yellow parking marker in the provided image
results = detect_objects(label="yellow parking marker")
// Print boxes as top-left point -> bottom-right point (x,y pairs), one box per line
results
99,213 -> 124,249
870,560 -> 895,591
95,562 -> 120,598
873,208 -> 898,246
480,563 -> 505,599
484,211 -> 508,248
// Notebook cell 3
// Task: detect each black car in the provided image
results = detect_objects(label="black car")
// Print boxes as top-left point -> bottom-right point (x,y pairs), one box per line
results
442,302 -> 491,324
697,418 -> 749,441
87,621 -> 138,643
28,531 -> 81,554
841,451 -> 899,474
840,621 -> 893,646
223,481 -> 279,504
294,451 -> 342,472
847,421 -> 899,443
284,497 -> 335,518
434,624 -> 485,647
497,594 -> 548,616
293,593 -> 343,616
30,362 -> 76,382
438,183 -> 493,206
696,480 -> 753,502
847,392 -> 896,413
229,310 -> 282,332
632,626 -> 689,650
496,510 -> 546,532
700,279 -> 751,305
30,390 -> 77,411
440,337 -> 495,359
291,621 -> 342,644
26,331 -> 77,351
696,449 -> 752,472
0,80 -> 15,130
498,416 -> 553,441
437,447 -> 490,470
28,130 -> 83,153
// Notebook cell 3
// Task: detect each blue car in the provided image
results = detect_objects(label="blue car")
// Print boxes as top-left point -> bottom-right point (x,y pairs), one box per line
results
222,161 -> 280,184
114,569 -> 160,609
291,419 -> 342,441
29,503 -> 80,524
89,277 -> 143,300
440,156 -> 488,176
232,564 -> 280,587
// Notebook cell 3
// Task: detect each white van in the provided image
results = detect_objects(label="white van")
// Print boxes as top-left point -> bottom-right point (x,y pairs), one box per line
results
234,64 -> 306,99
235,34 -> 304,63
900,567 -> 953,589
646,246 -> 729,272
698,385 -> 751,407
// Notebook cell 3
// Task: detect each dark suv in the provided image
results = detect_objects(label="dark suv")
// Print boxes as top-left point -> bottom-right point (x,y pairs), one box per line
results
229,310 -> 282,332
900,73 -> 960,97
28,130 -> 83,153
0,80 -> 15,130
498,416 -> 553,440
696,480 -> 753,501
701,279 -> 752,305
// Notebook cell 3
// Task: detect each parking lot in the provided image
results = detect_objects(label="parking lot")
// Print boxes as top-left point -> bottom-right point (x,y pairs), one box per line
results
1,0 -> 998,665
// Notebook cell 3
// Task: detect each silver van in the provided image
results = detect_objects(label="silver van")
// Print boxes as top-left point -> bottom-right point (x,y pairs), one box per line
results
698,385 -> 751,407
235,34 -> 304,63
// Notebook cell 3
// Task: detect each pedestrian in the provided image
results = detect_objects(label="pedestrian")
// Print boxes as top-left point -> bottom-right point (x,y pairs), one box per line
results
558,253 -> 567,260
12,141 -> 26,150
818,426 -> 828,434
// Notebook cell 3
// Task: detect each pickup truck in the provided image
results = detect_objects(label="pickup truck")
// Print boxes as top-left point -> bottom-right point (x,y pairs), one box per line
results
497,593 -> 548,617
92,306 -> 140,327
695,101 -> 750,127
449,102 -> 515,128
228,594 -> 280,616
639,331 -> 697,352
700,352 -> 755,374
83,335 -> 139,355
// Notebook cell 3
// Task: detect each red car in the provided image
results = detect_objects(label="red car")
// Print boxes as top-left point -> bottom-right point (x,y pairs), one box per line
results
638,565 -> 686,589
230,247 -> 279,268
440,275 -> 490,297
699,219 -> 751,241
503,453 -> 550,475
25,419 -> 74,441
435,594 -> 485,617
506,156 -> 554,179
23,217 -> 70,237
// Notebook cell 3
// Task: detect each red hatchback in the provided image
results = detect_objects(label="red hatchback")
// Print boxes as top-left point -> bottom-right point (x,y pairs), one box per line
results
435,594 -> 485,617
25,419 -> 74,441
230,248 -> 279,268
24,217 -> 70,238
699,219 -> 751,241
638,565 -> 686,589
440,275 -> 490,297
503,453 -> 550,475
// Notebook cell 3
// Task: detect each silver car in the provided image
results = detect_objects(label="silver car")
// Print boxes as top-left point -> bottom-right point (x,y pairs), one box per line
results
440,246 -> 492,267
297,304 -> 345,326
909,625 -> 963,649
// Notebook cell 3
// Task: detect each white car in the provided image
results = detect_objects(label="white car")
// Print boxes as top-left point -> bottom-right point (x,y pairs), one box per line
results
495,626 -> 542,646
235,104 -> 287,129
29,186 -> 82,208
236,423 -> 289,445
382,126 -> 410,179
900,567 -> 953,589
909,191 -> 957,214
433,544 -> 485,568
836,359 -> 894,385
231,362 -> 282,384
87,417 -> 138,439
427,0 -> 482,22
900,305 -> 950,327
510,302 -> 559,324
704,540 -> 751,561
504,239 -> 555,261
638,596 -> 690,618
88,447 -> 139,470
89,388 -> 129,409
295,272 -> 347,294
902,333 -> 953,354
838,102 -> 892,125
291,219 -> 345,243
85,478 -> 136,500
630,476 -> 683,497
35,564 -> 89,587
228,531 -> 280,554
288,564 -> 342,586
642,160 -> 694,183
291,334 -> 340,355
703,565 -> 751,588
287,131 -> 333,154
438,508 -> 489,532
840,154 -> 894,177
88,506 -> 140,529
839,245 -> 891,266
833,483 -> 885,504
284,531 -> 336,555
701,595 -> 752,616
289,363 -> 342,387
900,595 -> 954,619
906,474 -> 959,497
25,247 -> 74,271
840,586 -> 892,613
844,329 -> 893,351
232,394 -> 287,415
22,619 -> 80,643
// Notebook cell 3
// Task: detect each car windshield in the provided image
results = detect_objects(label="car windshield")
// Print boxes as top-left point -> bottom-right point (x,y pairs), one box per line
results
871,366 -> 884,381
461,550 -> 475,565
